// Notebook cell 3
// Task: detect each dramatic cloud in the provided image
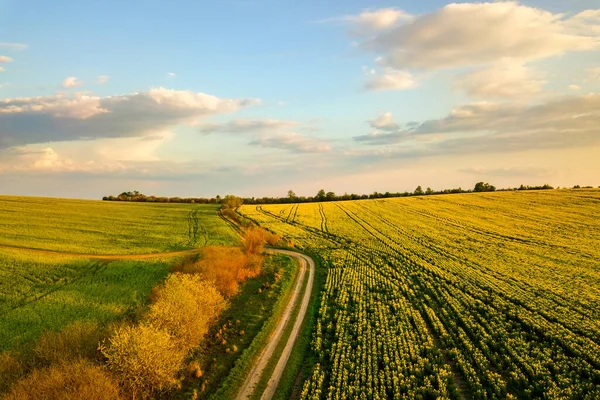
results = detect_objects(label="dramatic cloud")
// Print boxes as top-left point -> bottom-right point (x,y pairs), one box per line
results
0,88 -> 259,149
95,75 -> 110,84
249,133 -> 330,153
369,112 -> 400,131
0,43 -> 28,51
453,63 -> 545,98
364,2 -> 600,70
61,76 -> 83,88
354,94 -> 600,154
364,67 -> 417,91
199,118 -> 299,134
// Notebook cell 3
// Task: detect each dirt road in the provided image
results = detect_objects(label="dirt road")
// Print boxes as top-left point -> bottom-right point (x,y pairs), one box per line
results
235,249 -> 315,400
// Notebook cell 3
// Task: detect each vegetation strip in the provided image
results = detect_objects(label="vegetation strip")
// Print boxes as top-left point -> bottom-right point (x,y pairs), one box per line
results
235,249 -> 316,400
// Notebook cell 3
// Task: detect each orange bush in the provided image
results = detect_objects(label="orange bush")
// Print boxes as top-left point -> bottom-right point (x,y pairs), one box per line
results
3,358 -> 121,400
243,227 -> 267,255
0,352 -> 24,394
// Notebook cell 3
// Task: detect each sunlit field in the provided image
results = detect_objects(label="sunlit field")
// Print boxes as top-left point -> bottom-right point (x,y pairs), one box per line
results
240,189 -> 600,399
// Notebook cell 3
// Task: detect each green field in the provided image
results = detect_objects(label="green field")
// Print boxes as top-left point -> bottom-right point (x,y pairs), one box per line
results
0,196 -> 238,254
0,196 -> 239,350
240,189 -> 600,399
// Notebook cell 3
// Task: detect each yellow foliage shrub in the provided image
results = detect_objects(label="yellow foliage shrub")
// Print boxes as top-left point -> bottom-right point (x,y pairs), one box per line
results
243,226 -> 267,255
99,324 -> 186,398
32,320 -> 103,367
145,273 -> 227,351
3,358 -> 121,400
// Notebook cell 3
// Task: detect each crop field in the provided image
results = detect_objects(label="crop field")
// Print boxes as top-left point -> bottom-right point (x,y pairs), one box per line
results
0,196 -> 238,254
0,196 -> 238,350
239,189 -> 600,399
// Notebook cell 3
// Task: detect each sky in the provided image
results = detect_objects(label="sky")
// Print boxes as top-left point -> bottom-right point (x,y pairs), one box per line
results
0,0 -> 599,199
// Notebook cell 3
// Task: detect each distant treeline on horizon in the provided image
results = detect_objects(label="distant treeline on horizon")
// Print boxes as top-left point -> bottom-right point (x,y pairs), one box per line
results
101,182 -> 578,205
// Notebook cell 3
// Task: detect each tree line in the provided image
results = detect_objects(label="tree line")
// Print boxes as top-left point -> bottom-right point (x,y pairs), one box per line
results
102,182 -> 561,205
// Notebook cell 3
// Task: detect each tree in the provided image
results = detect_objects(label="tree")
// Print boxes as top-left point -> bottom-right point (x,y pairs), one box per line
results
223,195 -> 243,209
414,186 -> 424,196
474,182 -> 496,192
316,189 -> 326,201
325,191 -> 336,201
287,190 -> 296,201
426,187 -> 434,195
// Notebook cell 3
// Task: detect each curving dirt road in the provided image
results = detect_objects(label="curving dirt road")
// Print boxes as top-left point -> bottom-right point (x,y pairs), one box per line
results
236,249 -> 315,400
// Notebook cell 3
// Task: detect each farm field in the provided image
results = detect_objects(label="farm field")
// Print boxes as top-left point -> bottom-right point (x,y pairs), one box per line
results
0,196 -> 238,254
0,197 -> 239,350
239,189 -> 600,399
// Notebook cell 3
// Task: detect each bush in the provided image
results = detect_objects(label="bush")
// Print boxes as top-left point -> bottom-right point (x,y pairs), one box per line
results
0,352 -> 24,394
99,324 -> 186,398
145,273 -> 227,351
32,320 -> 103,367
265,231 -> 281,246
243,227 -> 267,255
174,246 -> 252,296
3,358 -> 121,400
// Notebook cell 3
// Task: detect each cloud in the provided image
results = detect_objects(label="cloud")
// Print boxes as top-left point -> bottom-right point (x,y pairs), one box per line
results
248,133 -> 331,153
568,85 -> 582,91
453,63 -> 546,98
369,112 -> 400,131
0,88 -> 260,149
0,56 -> 14,64
363,2 -> 600,70
167,72 -> 176,78
95,75 -> 110,84
364,67 -> 417,91
0,147 -> 127,173
354,94 -> 600,154
199,118 -> 299,134
0,67 -> 4,72
458,166 -> 553,178
0,43 -> 28,51
61,76 -> 83,88
320,8 -> 413,35
589,67 -> 600,79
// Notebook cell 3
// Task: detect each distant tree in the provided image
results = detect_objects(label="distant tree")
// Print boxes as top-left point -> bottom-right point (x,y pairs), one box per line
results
474,182 -> 496,192
573,185 -> 581,189
223,195 -> 243,209
316,189 -> 326,201
325,191 -> 336,201
414,186 -> 424,196
426,187 -> 434,195
287,190 -> 296,201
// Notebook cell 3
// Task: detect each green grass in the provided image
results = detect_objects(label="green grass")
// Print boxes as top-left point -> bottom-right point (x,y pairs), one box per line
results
177,254 -> 298,400
0,195 -> 238,254
0,196 -> 240,352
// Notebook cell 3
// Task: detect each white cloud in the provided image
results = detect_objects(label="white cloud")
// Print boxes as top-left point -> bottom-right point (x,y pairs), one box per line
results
0,43 -> 28,51
453,63 -> 545,98
249,133 -> 331,153
200,118 -> 299,134
354,94 -> 600,153
95,75 -> 110,84
369,112 -> 400,131
0,88 -> 260,149
569,85 -> 582,91
363,2 -> 600,70
0,56 -> 14,63
0,147 -> 127,173
61,76 -> 83,88
364,67 -> 417,91
0,67 -> 4,72
335,8 -> 413,35
167,72 -> 176,78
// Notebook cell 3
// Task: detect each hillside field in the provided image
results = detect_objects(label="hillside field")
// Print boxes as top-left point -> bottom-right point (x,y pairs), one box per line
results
240,189 -> 600,399
0,196 -> 239,350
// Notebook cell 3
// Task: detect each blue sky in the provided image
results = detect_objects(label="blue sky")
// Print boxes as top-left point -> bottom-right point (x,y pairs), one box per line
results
1,0 -> 599,199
